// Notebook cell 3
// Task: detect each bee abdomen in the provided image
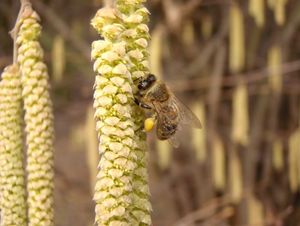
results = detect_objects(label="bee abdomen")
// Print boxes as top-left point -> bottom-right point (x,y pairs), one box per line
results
157,123 -> 177,140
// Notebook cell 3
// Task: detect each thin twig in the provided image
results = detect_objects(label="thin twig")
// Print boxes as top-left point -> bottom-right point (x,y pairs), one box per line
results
207,44 -> 226,136
182,0 -> 203,18
10,0 -> 32,64
174,196 -> 233,226
237,206 -> 293,226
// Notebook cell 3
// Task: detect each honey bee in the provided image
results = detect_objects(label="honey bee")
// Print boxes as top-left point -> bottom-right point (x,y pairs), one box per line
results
135,74 -> 202,148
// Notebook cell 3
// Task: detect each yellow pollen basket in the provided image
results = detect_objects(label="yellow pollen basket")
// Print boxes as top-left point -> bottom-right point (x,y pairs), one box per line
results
144,117 -> 155,132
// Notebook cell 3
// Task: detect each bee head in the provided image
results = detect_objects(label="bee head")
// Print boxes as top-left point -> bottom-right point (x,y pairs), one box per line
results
138,74 -> 156,90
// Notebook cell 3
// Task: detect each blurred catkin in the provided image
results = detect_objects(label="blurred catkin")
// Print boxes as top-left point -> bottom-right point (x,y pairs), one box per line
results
229,147 -> 243,203
156,140 -> 171,170
16,7 -> 54,226
51,35 -> 65,83
182,20 -> 195,47
247,193 -> 264,225
268,45 -> 282,93
212,134 -> 225,191
288,129 -> 300,192
229,3 -> 245,73
91,1 -> 151,224
201,14 -> 213,40
0,65 -> 27,226
272,139 -> 284,171
191,101 -> 206,163
249,0 -> 265,27
268,0 -> 288,25
232,83 -> 249,146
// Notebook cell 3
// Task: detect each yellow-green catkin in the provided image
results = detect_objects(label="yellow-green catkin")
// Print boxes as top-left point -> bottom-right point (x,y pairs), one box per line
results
115,1 -> 152,225
0,65 -> 27,226
16,7 -> 54,226
91,4 -> 151,225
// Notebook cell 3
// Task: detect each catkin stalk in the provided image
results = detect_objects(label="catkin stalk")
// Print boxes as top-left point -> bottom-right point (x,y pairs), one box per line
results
0,65 -> 27,226
16,6 -> 55,226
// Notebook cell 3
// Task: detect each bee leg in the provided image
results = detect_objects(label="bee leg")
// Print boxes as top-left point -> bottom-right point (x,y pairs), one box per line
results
134,97 -> 140,105
134,97 -> 152,109
140,103 -> 152,109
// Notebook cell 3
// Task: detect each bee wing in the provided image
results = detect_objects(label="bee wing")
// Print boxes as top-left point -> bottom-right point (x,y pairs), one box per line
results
168,134 -> 180,148
171,95 -> 202,129
168,96 -> 202,148
153,95 -> 201,148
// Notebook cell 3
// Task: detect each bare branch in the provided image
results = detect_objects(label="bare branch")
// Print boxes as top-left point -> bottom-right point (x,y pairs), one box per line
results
10,0 -> 32,64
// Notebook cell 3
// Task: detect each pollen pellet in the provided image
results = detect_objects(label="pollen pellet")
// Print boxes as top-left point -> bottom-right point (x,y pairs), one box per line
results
144,117 -> 155,132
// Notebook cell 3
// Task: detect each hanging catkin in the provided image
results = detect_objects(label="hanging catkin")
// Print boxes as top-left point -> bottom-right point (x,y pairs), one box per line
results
0,65 -> 27,226
91,2 -> 151,224
16,6 -> 55,226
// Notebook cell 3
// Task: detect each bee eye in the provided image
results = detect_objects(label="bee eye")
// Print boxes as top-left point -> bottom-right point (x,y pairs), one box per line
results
148,74 -> 156,82
138,81 -> 146,90
138,74 -> 156,90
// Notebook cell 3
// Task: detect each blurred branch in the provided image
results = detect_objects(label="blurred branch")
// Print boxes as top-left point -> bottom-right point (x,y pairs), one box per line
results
182,0 -> 204,18
185,7 -> 229,77
170,59 -> 300,92
32,0 -> 90,61
239,206 -> 293,226
281,1 -> 300,43
207,44 -> 226,135
174,196 -> 233,226
244,88 -> 268,189
198,207 -> 234,226
162,0 -> 203,33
